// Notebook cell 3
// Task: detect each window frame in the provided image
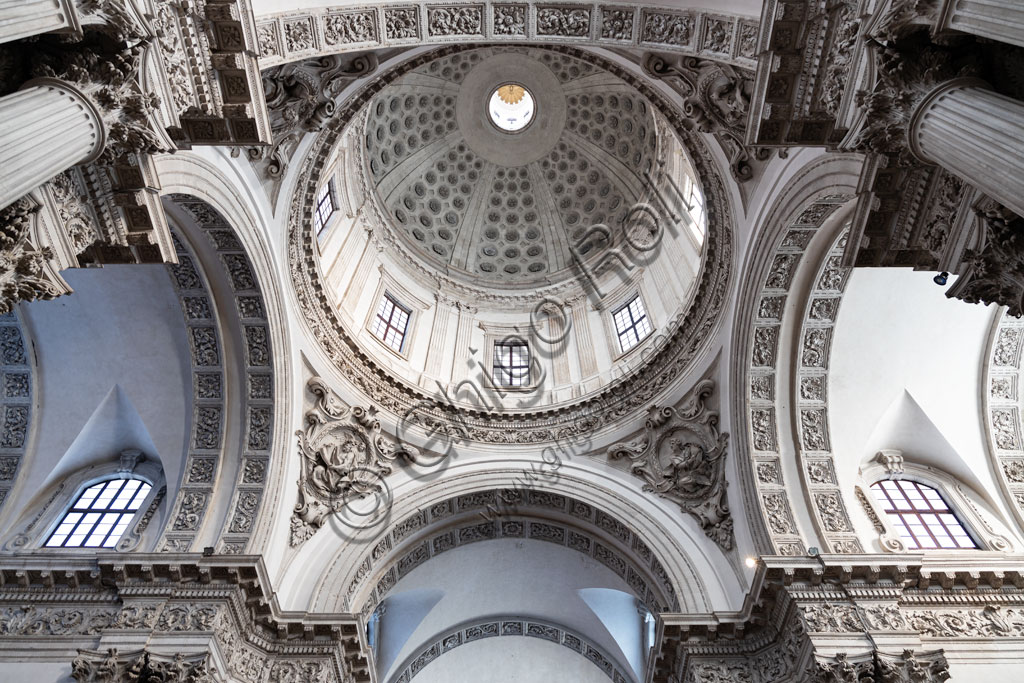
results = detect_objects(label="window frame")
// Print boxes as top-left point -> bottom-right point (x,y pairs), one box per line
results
612,294 -> 654,354
598,280 -> 659,363
371,292 -> 412,354
491,339 -> 532,389
314,177 -> 339,240
869,479 -> 978,551
857,453 -> 1013,553
361,269 -> 427,362
45,477 -> 154,549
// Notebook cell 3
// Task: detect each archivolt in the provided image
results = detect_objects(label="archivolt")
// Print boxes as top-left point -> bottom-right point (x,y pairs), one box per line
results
983,310 -> 1024,531
153,152 -> 291,555
389,616 -> 633,683
336,488 -> 680,617
729,153 -> 862,556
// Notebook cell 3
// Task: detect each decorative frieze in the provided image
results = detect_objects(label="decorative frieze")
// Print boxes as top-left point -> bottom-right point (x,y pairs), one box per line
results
255,4 -> 758,67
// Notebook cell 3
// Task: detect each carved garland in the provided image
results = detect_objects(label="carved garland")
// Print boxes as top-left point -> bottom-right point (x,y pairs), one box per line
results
162,196 -> 275,554
256,3 -> 758,68
983,309 -> 1024,530
330,488 -> 681,615
0,306 -> 34,513
794,226 -> 861,553
287,43 -> 733,445
747,195 -> 851,555
392,617 -> 632,683
158,228 -> 227,553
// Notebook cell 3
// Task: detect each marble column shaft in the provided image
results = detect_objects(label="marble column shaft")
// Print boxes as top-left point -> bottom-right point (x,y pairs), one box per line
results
0,79 -> 104,211
910,78 -> 1024,218
0,0 -> 77,44
938,0 -> 1024,48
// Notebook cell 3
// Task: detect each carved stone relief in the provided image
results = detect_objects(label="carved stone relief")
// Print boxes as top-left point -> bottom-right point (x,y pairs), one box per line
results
0,305 -> 33,514
255,4 -> 758,67
291,378 -> 417,547
250,52 -> 380,181
344,489 -> 680,615
71,648 -> 213,683
642,53 -> 765,184
984,309 -> 1024,532
796,226 -> 861,552
394,617 -> 631,683
608,380 -> 734,549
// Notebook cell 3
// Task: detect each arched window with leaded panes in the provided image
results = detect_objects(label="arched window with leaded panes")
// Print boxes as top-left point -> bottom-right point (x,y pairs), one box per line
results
870,479 -> 977,550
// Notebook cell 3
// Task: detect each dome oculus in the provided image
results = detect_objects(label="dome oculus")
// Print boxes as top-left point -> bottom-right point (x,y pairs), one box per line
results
489,83 -> 534,132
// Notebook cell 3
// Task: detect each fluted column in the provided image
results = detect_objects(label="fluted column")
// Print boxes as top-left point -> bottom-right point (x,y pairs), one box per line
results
0,0 -> 78,44
0,79 -> 104,210
910,78 -> 1024,218
938,0 -> 1024,48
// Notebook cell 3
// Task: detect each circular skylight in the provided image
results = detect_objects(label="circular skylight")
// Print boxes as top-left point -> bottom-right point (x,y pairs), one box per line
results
488,83 -> 535,132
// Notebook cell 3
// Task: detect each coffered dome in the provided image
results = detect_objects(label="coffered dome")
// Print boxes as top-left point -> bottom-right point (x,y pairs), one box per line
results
362,47 -> 664,288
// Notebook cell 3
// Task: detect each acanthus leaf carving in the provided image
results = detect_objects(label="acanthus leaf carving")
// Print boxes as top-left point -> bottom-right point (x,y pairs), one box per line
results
607,379 -> 733,549
0,199 -> 64,313
71,647 -> 213,683
290,377 -> 419,546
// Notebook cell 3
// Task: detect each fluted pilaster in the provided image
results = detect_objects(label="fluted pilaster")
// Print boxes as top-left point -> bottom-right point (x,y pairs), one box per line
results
0,0 -> 78,44
0,79 -> 103,210
910,78 -> 1024,218
939,0 -> 1024,48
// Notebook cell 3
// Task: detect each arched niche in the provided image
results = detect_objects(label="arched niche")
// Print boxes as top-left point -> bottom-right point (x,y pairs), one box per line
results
278,458 -> 746,617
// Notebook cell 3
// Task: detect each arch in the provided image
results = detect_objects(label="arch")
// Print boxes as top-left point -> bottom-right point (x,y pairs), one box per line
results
388,616 -> 634,683
286,43 -> 734,446
281,455 -> 743,615
857,453 -> 1015,552
983,310 -> 1024,534
153,152 -> 292,557
728,151 -> 863,556
0,310 -> 35,520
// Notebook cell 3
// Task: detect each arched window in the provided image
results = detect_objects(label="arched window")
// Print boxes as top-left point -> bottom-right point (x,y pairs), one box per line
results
45,478 -> 152,548
870,479 -> 977,550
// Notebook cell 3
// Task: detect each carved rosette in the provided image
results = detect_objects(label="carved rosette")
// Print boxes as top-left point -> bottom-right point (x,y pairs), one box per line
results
608,379 -> 733,549
291,377 -> 418,546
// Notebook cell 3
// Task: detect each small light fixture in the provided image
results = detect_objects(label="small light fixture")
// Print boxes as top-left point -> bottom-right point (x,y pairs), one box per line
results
744,556 -> 757,568
933,272 -> 949,286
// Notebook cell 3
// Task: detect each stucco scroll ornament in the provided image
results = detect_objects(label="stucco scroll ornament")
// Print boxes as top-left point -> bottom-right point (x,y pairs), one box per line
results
642,53 -> 768,183
290,377 -> 419,546
71,647 -> 213,683
249,52 -> 380,179
607,379 -> 733,549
